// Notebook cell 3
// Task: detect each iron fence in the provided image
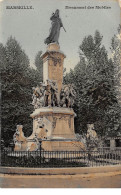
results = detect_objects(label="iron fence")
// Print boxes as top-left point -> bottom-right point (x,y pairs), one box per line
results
1,149 -> 121,168
98,147 -> 121,152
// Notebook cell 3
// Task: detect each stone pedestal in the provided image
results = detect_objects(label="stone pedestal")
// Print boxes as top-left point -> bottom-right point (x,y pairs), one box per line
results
31,107 -> 76,139
30,107 -> 82,151
110,139 -> 116,150
41,140 -> 85,151
42,43 -> 66,94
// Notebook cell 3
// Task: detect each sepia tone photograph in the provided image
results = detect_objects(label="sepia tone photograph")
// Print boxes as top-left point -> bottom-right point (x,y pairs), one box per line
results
0,0 -> 121,188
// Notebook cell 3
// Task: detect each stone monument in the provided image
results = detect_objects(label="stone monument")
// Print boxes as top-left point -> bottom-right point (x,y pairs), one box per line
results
13,9 -> 85,151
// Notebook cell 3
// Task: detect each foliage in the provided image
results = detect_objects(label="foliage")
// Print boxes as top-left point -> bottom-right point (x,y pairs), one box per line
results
0,37 -> 41,146
64,30 -> 121,137
110,25 -> 121,104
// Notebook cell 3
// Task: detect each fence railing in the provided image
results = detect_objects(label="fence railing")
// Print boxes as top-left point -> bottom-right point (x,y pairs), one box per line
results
1,149 -> 121,168
98,147 -> 121,152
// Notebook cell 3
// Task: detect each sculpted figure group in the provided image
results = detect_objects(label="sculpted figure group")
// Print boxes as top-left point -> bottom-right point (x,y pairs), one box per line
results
60,84 -> 76,108
32,79 -> 76,109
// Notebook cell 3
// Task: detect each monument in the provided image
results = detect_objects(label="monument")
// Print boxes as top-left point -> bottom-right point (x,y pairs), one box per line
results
13,10 -> 85,151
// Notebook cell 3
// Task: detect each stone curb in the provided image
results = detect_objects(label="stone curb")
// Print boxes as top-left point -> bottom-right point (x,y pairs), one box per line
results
0,165 -> 121,175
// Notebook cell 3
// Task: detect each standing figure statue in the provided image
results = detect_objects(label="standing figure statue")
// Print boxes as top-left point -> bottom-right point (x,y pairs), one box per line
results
60,84 -> 76,108
44,80 -> 52,107
32,83 -> 45,109
44,79 -> 59,107
69,84 -> 76,108
50,80 -> 59,107
44,9 -> 66,45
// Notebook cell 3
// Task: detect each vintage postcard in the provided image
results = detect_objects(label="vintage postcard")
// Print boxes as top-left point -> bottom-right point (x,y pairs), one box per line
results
0,0 -> 121,188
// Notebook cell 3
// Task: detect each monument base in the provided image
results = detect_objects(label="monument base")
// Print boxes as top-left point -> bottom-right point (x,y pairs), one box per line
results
30,107 -> 85,151
31,107 -> 76,140
41,139 -> 85,151
13,107 -> 85,151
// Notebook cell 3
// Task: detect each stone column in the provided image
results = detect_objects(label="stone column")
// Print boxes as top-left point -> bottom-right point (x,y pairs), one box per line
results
41,43 -> 66,94
110,139 -> 116,150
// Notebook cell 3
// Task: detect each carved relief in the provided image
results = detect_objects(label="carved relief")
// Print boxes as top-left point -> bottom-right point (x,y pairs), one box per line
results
48,53 -> 62,66
53,117 -> 57,128
68,116 -> 71,129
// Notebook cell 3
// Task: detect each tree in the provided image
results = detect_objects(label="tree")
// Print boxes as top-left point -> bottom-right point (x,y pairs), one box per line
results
0,43 -> 8,148
34,50 -> 43,81
1,37 -> 40,146
64,30 -> 121,137
110,25 -> 121,104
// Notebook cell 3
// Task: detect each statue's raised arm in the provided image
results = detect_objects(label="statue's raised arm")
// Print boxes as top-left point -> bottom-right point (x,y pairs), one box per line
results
44,9 -> 65,45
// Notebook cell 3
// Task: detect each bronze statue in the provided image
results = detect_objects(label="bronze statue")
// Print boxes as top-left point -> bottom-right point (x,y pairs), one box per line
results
60,84 -> 76,108
44,79 -> 59,107
32,83 -> 45,109
32,80 -> 76,109
44,9 -> 66,45
50,80 -> 59,107
44,80 -> 52,107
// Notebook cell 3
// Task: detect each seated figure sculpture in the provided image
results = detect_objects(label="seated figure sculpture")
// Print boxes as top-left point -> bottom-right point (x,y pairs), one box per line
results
13,125 -> 40,151
13,125 -> 27,151
87,124 -> 98,139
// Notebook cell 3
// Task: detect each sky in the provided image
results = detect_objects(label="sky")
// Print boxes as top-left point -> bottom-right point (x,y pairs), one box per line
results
0,0 -> 120,72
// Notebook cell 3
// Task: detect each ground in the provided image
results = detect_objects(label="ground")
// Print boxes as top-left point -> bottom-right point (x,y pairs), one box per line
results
0,171 -> 121,188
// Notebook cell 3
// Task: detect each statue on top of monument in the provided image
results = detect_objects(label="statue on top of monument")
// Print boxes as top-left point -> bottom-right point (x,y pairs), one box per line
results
44,9 -> 66,45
